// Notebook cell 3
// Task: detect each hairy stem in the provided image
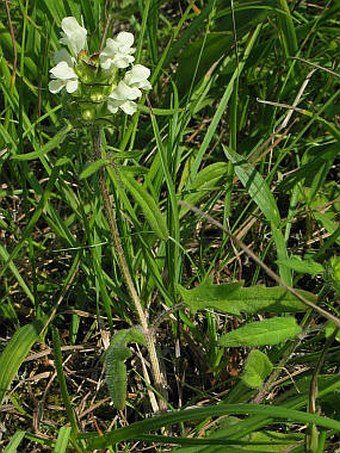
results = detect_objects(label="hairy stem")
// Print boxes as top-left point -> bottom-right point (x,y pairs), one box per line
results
91,127 -> 166,411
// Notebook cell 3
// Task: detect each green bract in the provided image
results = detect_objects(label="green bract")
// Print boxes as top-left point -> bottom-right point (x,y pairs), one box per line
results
49,16 -> 151,123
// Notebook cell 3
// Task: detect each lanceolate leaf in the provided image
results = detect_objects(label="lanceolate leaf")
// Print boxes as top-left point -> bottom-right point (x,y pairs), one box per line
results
222,145 -> 280,227
222,145 -> 291,284
105,328 -> 146,410
219,317 -> 301,347
118,170 -> 169,241
79,159 -> 110,180
177,280 -> 313,315
0,321 -> 44,405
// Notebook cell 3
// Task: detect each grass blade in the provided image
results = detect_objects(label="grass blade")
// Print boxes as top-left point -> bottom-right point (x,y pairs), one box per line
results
0,321 -> 43,405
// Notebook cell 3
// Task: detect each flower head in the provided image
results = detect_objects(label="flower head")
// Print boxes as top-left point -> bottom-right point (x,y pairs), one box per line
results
59,16 -> 87,56
100,32 -> 135,70
49,17 -> 151,120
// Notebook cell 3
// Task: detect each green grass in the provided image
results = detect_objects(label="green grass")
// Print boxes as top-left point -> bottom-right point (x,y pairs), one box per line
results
0,0 -> 339,451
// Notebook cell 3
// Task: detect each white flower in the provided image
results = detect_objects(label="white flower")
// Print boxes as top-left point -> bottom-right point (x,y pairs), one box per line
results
49,50 -> 78,94
100,32 -> 135,70
60,16 -> 87,56
107,81 -> 141,115
124,64 -> 152,90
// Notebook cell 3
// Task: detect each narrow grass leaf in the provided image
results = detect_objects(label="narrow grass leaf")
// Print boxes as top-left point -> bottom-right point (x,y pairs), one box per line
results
223,145 -> 291,283
222,146 -> 280,227
52,327 -> 78,432
119,170 -> 169,241
188,25 -> 261,182
3,431 -> 26,453
0,321 -> 44,405
180,162 -> 229,218
82,403 -> 340,450
54,426 -> 72,453
0,244 -> 34,302
219,317 -> 301,347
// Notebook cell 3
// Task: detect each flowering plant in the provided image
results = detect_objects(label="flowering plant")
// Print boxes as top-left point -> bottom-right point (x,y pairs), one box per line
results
49,17 -> 151,121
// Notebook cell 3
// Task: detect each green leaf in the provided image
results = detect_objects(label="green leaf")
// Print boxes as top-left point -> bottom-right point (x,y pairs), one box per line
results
242,350 -> 273,389
314,212 -> 340,245
180,162 -> 229,217
54,426 -> 72,453
0,321 -> 44,405
81,403 -> 340,450
222,146 -> 280,227
79,159 -> 110,180
223,145 -> 291,284
276,256 -> 325,275
11,123 -> 73,160
177,280 -> 312,315
325,322 -> 340,342
119,170 -> 169,241
105,328 -> 146,410
219,317 -> 301,347
3,431 -> 26,453
0,244 -> 34,302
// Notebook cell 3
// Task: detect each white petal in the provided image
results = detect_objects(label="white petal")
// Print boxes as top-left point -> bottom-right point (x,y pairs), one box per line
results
50,61 -> 77,80
48,79 -> 65,93
107,99 -> 119,114
99,33 -> 135,70
60,16 -> 87,55
65,79 -> 78,93
116,32 -> 134,48
120,100 -> 137,115
116,54 -> 135,69
99,56 -> 112,70
102,38 -> 117,52
124,64 -> 151,89
107,98 -> 137,115
110,81 -> 141,101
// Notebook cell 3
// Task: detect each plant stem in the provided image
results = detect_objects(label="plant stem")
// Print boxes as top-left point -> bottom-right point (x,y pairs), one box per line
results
91,127 -> 166,411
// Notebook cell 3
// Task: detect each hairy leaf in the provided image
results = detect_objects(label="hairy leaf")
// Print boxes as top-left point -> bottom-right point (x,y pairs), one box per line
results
177,280 -> 312,315
105,328 -> 146,410
219,317 -> 301,347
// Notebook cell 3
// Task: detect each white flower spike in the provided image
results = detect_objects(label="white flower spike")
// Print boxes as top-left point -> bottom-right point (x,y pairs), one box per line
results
60,16 -> 87,56
49,16 -> 152,119
100,32 -> 136,70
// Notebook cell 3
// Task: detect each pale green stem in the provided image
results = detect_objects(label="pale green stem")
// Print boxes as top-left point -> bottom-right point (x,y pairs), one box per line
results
91,127 -> 166,411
